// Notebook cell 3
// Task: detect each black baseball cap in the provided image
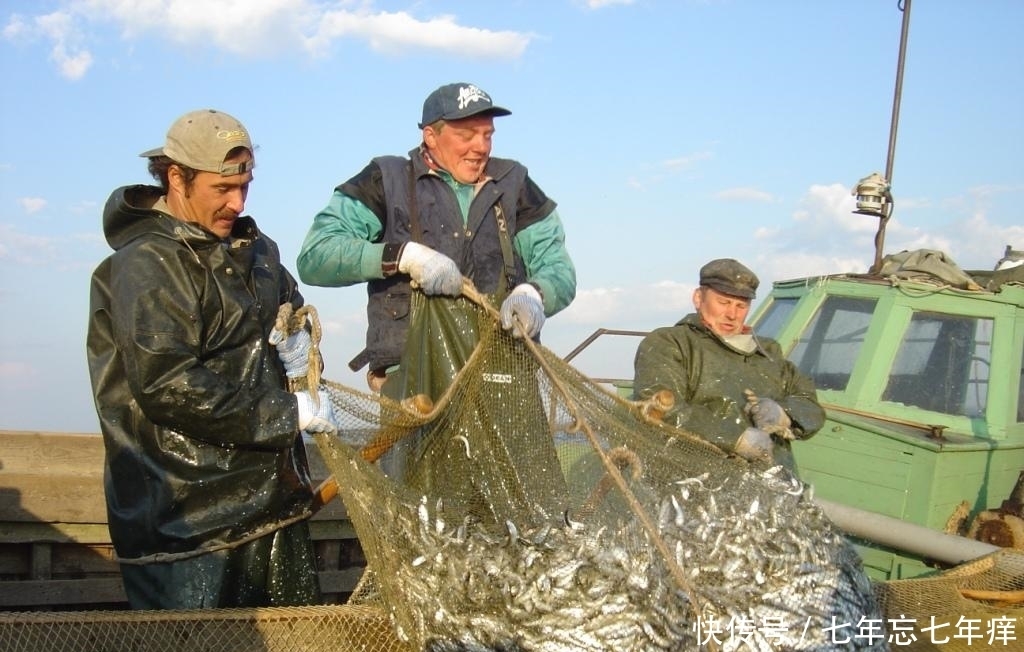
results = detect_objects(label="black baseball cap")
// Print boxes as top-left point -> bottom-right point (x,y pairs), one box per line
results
419,82 -> 511,128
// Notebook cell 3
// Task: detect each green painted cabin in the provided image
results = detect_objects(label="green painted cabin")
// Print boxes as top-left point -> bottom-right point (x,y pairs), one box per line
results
748,255 -> 1024,579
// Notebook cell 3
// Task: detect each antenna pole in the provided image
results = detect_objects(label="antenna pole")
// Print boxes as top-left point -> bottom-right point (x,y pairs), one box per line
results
870,0 -> 912,274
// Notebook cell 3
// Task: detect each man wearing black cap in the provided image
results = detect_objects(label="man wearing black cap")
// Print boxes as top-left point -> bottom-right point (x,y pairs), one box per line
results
298,82 -> 576,390
632,258 -> 824,470
297,83 -> 574,505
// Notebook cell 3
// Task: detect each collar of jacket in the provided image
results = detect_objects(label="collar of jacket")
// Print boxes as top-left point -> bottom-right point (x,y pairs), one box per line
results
103,184 -> 259,252
410,145 -> 517,185
679,312 -> 772,359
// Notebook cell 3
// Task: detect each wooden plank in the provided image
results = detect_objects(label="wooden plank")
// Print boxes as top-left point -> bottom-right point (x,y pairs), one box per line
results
307,520 -> 357,541
0,431 -> 350,523
29,543 -> 51,580
1,520 -> 355,547
317,568 -> 366,595
0,473 -> 107,523
0,577 -> 127,607
0,522 -> 113,545
0,431 -> 105,475
0,545 -> 27,575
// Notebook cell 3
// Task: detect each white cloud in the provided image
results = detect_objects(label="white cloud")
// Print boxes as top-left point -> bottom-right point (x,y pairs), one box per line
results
558,286 -> 627,324
18,197 -> 47,214
2,14 -> 28,39
663,151 -> 713,171
308,10 -> 531,59
4,10 -> 94,79
0,224 -> 59,265
8,1 -> 534,76
748,179 -> 1024,278
556,280 -> 693,330
584,0 -> 637,8
0,360 -> 37,378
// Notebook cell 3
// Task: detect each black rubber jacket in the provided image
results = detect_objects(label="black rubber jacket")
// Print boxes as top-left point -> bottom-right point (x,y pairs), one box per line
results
87,185 -> 314,560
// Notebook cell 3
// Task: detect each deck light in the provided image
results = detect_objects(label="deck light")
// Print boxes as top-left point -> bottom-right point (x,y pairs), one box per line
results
852,172 -> 891,218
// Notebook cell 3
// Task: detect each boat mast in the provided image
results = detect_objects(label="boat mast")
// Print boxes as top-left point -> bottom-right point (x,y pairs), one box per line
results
858,0 -> 913,274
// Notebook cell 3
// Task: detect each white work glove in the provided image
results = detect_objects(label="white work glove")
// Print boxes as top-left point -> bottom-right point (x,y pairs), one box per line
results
269,327 -> 311,379
500,283 -> 545,339
743,390 -> 794,439
734,427 -> 775,464
397,242 -> 462,296
294,389 -> 338,434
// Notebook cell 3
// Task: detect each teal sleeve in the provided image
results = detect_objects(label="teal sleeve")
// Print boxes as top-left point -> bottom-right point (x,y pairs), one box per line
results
296,191 -> 387,287
513,209 -> 576,316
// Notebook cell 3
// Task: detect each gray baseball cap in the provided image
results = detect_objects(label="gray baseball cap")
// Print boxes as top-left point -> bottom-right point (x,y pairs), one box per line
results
140,109 -> 253,176
419,83 -> 511,128
699,258 -> 760,299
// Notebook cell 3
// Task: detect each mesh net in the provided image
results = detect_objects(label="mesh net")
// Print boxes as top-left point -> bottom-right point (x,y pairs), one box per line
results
4,287 -> 1020,651
309,286 -> 887,651
0,604 -> 405,652
872,549 -> 1024,651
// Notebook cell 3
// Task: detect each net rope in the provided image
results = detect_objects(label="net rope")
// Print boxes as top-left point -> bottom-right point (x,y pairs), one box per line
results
4,283 -> 1022,652
305,283 -> 887,651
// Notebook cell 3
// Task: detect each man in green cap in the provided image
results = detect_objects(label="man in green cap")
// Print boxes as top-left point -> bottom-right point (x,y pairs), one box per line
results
632,258 -> 824,470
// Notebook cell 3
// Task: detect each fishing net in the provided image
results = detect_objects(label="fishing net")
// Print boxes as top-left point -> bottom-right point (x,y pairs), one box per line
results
294,283 -> 888,652
873,548 -> 1024,651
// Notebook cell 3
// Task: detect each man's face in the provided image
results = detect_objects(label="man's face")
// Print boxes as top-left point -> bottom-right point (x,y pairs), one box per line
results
168,149 -> 253,239
423,115 -> 495,184
693,286 -> 751,337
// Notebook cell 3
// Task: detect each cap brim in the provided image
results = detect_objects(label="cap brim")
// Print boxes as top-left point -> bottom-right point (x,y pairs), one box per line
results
420,106 -> 512,129
481,106 -> 511,118
704,282 -> 755,300
139,147 -> 165,158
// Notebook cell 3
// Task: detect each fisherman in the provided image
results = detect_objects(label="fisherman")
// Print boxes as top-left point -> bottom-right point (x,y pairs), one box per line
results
296,81 -> 576,393
86,109 -> 336,609
295,83 -> 576,516
632,258 -> 825,470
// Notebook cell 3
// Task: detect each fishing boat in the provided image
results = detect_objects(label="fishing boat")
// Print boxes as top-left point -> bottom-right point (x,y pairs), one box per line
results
2,1 -> 1021,649
567,0 -> 1024,584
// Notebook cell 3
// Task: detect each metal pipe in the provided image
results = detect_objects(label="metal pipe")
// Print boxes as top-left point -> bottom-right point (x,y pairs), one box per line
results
870,0 -> 913,274
885,0 -> 912,184
814,497 -> 1001,566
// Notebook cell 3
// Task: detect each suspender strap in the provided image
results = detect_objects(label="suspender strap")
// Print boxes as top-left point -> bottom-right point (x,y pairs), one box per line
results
493,203 -> 517,296
408,163 -> 423,243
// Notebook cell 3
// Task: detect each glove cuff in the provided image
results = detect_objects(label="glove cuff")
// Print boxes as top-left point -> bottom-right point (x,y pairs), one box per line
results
514,282 -> 543,303
382,242 -> 404,277
397,241 -> 422,274
294,392 -> 314,430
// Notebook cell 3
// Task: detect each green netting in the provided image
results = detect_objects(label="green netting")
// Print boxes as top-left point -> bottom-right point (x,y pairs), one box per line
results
312,286 -> 886,651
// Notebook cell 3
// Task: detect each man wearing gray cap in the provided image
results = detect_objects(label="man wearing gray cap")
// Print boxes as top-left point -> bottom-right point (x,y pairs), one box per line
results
87,109 -> 333,609
632,258 -> 824,470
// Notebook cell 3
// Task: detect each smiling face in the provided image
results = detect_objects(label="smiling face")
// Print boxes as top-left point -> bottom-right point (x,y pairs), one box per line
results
693,286 -> 752,337
166,148 -> 253,239
422,114 -> 495,184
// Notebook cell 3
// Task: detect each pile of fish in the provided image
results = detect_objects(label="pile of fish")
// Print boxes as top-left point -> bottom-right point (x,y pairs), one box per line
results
387,465 -> 888,652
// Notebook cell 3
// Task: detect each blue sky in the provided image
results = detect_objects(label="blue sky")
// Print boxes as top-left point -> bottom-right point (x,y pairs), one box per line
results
1,0 -> 1022,433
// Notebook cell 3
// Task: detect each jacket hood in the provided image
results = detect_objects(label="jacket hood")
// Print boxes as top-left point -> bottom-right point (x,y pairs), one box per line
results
102,184 -> 257,252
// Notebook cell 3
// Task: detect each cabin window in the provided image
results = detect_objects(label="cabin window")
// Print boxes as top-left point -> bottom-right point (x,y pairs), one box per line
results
789,296 -> 876,391
882,312 -> 992,417
754,297 -> 798,340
